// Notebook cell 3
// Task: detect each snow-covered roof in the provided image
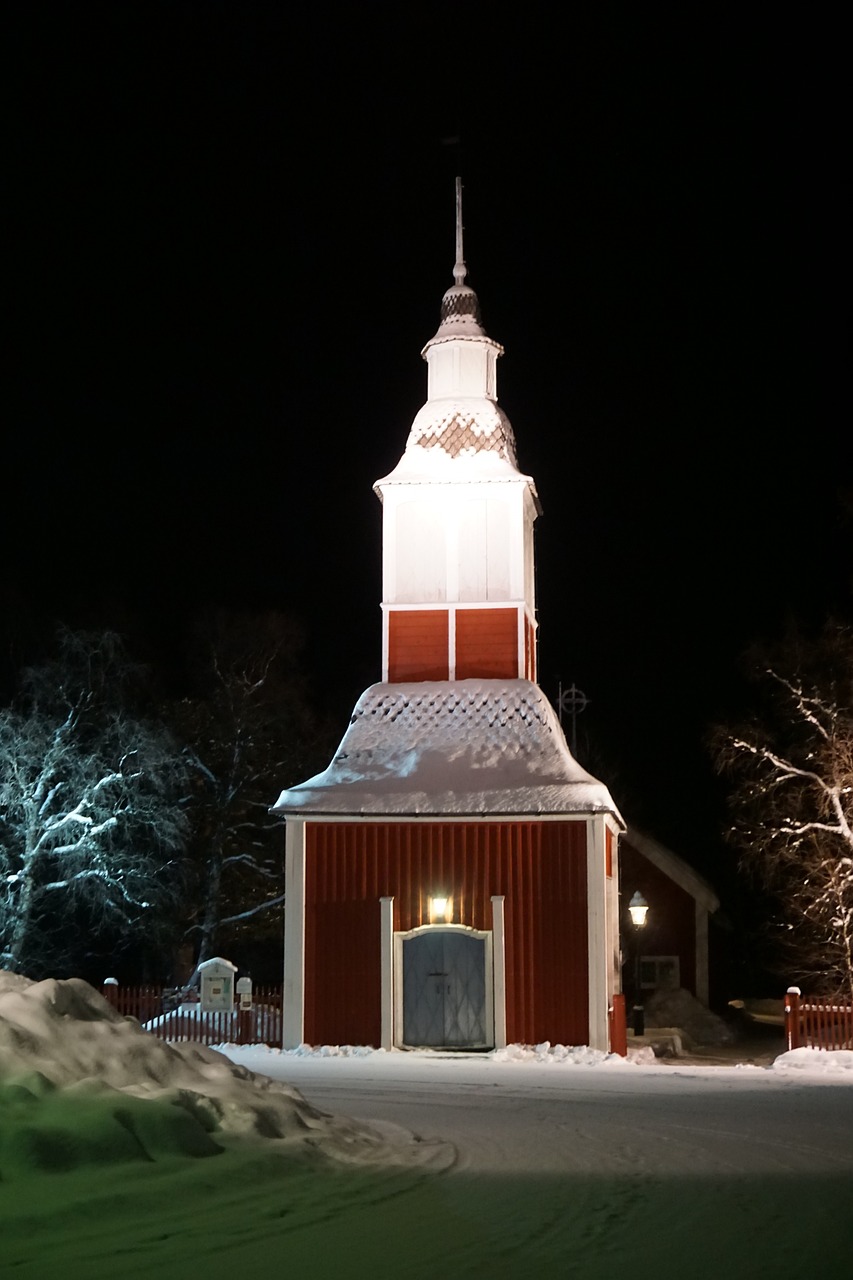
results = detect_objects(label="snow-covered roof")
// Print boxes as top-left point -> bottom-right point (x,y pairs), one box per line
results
623,827 -> 720,912
272,679 -> 624,821
408,397 -> 518,464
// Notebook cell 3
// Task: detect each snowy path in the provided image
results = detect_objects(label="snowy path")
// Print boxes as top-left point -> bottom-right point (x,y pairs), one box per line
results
222,1046 -> 853,1177
205,1047 -> 853,1278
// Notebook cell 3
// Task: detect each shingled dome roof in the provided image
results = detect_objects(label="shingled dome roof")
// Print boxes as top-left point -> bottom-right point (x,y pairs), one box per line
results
404,399 -> 519,464
426,282 -> 489,340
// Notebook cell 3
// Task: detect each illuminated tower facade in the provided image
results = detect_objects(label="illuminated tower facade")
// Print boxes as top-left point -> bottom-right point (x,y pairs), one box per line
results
274,183 -> 624,1054
376,182 -> 538,685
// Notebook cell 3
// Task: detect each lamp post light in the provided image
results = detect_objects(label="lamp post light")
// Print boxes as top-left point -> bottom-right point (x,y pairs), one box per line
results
628,891 -> 649,1036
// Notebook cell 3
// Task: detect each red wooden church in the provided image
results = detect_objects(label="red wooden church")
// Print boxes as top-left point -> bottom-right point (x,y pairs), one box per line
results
273,185 -> 625,1051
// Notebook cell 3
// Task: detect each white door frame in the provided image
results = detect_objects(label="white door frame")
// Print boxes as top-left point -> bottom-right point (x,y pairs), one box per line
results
393,924 -> 494,1050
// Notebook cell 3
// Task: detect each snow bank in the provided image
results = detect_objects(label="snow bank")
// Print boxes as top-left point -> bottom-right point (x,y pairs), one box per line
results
249,1042 -> 385,1058
0,972 -> 452,1178
771,1047 -> 853,1073
490,1041 -> 634,1066
221,1040 -> 652,1066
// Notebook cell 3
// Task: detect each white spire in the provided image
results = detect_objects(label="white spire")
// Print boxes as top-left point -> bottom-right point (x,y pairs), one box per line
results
453,176 -> 467,286
424,176 -> 490,345
376,179 -> 528,475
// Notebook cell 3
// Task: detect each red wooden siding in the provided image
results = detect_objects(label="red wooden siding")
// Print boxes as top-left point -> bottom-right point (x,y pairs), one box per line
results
619,841 -> 696,995
388,609 -> 449,682
525,615 -> 536,681
455,608 -> 518,680
304,821 -> 589,1047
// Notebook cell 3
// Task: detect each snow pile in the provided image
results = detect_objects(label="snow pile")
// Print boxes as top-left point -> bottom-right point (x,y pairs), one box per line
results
272,1042 -> 383,1058
0,972 -> 452,1178
223,1040 -> 652,1067
491,1041 -> 632,1066
644,987 -> 735,1046
772,1047 -> 853,1072
222,1042 -> 386,1060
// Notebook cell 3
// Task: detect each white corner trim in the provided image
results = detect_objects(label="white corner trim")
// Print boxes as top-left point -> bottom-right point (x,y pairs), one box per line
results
586,817 -> 609,1052
380,897 -> 395,1050
491,895 -> 507,1049
282,819 -> 306,1049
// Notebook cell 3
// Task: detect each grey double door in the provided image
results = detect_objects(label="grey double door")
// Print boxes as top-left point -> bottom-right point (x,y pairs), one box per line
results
402,929 -> 490,1048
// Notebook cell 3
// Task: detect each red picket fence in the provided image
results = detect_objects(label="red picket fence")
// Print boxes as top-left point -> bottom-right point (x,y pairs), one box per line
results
103,982 -> 283,1047
784,987 -> 853,1051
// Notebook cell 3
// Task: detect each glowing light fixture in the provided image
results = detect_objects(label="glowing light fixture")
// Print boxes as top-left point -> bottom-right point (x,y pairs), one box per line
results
628,891 -> 649,929
429,895 -> 451,924
628,891 -> 650,1038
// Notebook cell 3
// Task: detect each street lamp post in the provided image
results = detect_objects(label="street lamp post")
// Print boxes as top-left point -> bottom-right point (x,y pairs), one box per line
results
628,891 -> 649,1037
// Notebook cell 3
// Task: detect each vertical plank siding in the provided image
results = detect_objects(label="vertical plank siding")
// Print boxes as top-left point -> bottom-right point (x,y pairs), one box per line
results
386,607 -> 529,683
304,820 -> 589,1047
388,610 -> 449,682
455,607 -> 519,680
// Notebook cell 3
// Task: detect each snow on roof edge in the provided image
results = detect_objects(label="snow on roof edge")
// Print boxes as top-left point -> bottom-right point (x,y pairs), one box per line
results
272,792 -> 622,820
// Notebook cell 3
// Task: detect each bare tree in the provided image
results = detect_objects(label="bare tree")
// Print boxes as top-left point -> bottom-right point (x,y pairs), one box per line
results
174,610 -> 331,966
0,630 -> 189,978
714,624 -> 853,997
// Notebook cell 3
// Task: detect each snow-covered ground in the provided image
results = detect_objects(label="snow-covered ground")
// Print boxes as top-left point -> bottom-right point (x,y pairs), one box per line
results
223,1036 -> 853,1075
2,972 -> 853,1278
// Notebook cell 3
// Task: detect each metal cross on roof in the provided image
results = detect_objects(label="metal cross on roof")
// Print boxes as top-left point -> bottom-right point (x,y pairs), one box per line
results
557,681 -> 589,758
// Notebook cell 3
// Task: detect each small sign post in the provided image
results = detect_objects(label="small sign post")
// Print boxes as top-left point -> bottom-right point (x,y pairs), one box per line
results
236,975 -> 253,1045
198,957 -> 237,1013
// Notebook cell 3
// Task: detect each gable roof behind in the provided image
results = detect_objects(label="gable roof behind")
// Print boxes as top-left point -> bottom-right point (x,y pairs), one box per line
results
273,679 -> 624,821
623,827 -> 720,912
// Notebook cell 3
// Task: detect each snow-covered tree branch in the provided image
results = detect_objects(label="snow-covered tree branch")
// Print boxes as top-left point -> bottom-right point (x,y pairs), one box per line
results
714,623 -> 853,997
0,629 -> 190,978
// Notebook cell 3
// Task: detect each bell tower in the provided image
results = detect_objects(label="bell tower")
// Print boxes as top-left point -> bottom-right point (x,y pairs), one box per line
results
275,179 -> 625,1056
374,179 -> 540,683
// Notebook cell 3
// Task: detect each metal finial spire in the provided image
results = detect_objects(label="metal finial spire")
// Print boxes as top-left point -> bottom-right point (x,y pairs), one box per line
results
453,176 -> 467,285
430,175 -> 487,338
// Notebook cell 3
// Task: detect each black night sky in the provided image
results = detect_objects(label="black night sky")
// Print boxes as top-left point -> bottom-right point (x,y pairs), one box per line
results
5,7 -> 849,908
